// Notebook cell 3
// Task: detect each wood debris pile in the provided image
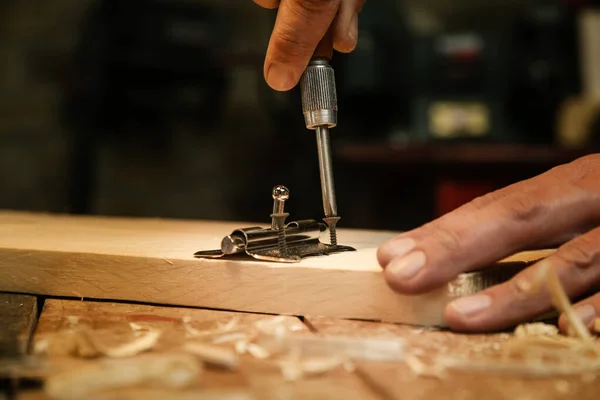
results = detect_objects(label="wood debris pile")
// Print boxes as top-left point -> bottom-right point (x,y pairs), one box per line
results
29,314 -> 405,399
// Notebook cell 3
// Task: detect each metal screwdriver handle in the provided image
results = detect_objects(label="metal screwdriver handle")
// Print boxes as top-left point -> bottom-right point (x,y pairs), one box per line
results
300,58 -> 338,129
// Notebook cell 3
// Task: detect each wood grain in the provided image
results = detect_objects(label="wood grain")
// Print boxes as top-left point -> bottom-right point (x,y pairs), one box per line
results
0,292 -> 37,358
306,317 -> 600,400
0,211 -> 552,326
17,299 -> 381,400
0,292 -> 38,400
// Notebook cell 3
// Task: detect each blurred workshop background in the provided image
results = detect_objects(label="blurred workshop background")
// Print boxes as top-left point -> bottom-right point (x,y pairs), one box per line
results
1,0 -> 599,231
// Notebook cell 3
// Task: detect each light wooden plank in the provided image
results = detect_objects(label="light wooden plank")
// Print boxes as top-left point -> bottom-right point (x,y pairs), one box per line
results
17,299 -> 381,400
306,317 -> 600,400
0,292 -> 37,357
0,211 -> 552,326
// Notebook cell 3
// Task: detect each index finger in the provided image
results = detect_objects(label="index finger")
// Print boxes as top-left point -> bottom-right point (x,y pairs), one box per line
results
264,0 -> 340,91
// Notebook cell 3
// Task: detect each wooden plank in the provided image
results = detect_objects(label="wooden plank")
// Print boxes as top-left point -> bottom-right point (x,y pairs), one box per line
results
305,317 -> 600,400
0,292 -> 37,357
0,211 -> 552,326
17,299 -> 381,400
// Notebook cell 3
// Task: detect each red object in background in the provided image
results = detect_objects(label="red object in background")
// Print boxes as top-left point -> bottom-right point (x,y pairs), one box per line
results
435,179 -> 497,216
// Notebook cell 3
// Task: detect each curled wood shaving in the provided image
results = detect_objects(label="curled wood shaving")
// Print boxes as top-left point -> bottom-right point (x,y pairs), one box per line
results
183,341 -> 238,369
44,353 -> 200,400
91,329 -> 161,358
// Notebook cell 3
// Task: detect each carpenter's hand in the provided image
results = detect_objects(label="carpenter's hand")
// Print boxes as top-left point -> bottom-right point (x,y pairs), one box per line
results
377,154 -> 600,333
253,0 -> 364,91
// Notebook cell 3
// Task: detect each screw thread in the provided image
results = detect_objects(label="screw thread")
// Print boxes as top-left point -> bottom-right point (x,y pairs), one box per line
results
277,228 -> 288,256
329,227 -> 337,246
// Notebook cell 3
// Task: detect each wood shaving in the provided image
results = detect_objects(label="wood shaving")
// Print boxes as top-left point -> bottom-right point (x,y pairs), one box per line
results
253,316 -> 300,338
44,353 -> 200,400
183,341 -> 238,369
234,340 -> 249,355
514,323 -> 559,337
182,317 -> 241,340
182,317 -> 207,338
406,355 -> 447,379
300,356 -> 346,375
245,343 -> 270,359
275,346 -> 346,381
528,261 -> 591,341
91,329 -> 161,358
256,334 -> 405,361
594,318 -> 600,334
218,317 -> 240,332
34,328 -> 98,358
212,332 -> 248,345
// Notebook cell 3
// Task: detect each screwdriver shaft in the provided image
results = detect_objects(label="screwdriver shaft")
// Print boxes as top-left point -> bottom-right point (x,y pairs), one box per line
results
316,126 -> 337,218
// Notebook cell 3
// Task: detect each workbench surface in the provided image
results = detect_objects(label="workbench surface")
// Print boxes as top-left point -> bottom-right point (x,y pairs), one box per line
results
2,291 -> 599,400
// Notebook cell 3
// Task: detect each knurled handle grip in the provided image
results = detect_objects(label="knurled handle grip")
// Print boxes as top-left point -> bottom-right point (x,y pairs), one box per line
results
300,60 -> 338,129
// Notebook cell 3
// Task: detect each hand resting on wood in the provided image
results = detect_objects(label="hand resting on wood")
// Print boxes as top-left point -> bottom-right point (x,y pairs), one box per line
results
377,154 -> 600,334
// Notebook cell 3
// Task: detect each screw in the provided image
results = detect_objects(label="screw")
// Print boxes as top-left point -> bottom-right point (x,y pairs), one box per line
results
270,185 -> 290,256
270,212 -> 289,256
271,185 -> 289,230
323,216 -> 341,246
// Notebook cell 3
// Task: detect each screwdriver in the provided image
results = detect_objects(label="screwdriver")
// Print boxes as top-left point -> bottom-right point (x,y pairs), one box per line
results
299,26 -> 340,246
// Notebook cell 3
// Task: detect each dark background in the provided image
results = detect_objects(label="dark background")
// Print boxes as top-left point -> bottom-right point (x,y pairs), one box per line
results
1,0 -> 599,231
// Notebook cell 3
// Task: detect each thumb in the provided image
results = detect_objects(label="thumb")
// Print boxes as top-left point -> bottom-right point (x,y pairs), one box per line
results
265,0 -> 341,91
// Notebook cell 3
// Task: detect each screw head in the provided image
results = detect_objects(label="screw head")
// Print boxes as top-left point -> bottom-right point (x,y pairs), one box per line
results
272,185 -> 289,201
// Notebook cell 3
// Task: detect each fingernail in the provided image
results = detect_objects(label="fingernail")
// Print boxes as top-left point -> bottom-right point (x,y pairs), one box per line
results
388,251 -> 426,280
265,63 -> 296,91
450,294 -> 492,317
574,304 -> 596,326
380,237 -> 416,260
